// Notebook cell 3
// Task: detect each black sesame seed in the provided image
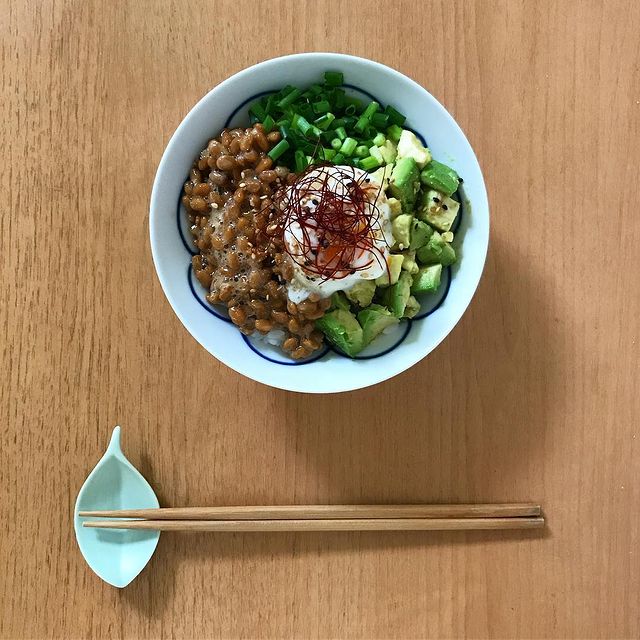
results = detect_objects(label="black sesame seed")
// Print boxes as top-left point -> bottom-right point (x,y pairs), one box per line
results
442,204 -> 448,210
433,197 -> 440,203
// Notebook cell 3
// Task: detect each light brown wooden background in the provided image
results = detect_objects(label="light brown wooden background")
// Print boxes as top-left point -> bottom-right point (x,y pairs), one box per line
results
2,1 -> 639,638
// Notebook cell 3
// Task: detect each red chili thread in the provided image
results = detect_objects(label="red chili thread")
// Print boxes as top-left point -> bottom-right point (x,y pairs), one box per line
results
272,164 -> 389,282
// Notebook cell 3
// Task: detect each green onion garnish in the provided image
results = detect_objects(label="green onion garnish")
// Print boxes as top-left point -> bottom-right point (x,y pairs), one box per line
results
339,137 -> 358,156
331,138 -> 342,150
373,132 -> 386,146
294,149 -> 308,173
359,155 -> 381,171
334,126 -> 347,141
314,113 -> 335,131
386,124 -> 403,143
324,71 -> 344,86
313,100 -> 331,114
355,145 -> 369,158
262,114 -> 275,133
268,139 -> 290,161
277,88 -> 302,109
385,105 -> 406,126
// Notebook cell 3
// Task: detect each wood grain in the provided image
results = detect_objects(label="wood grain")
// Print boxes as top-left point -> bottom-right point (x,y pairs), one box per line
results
1,0 -> 639,638
78,503 -> 542,520
81,518 -> 545,532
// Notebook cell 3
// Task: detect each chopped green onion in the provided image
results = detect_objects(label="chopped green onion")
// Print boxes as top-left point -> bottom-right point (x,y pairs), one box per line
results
371,112 -> 389,128
324,71 -> 344,86
386,124 -> 403,143
279,123 -> 292,139
361,101 -> 380,120
355,145 -> 369,158
313,100 -> 331,114
345,104 -> 357,116
299,104 -> 315,121
333,152 -> 345,164
345,96 -> 362,110
333,89 -> 346,110
262,115 -> 275,133
332,118 -> 345,129
249,101 -> 267,120
368,145 -> 384,163
354,116 -> 368,133
264,94 -> 276,115
322,148 -> 337,161
331,138 -> 342,150
354,101 -> 380,133
334,126 -> 348,141
277,88 -> 302,109
309,83 -> 323,96
359,155 -> 381,171
249,113 -> 259,124
292,113 -> 312,135
294,149 -> 308,173
268,139 -> 290,161
385,105 -> 406,126
373,132 -> 386,146
320,130 -> 336,143
314,112 -> 335,130
339,137 -> 358,156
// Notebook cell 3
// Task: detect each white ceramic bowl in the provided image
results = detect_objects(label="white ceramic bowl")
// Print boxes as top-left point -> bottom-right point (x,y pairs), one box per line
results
150,53 -> 489,393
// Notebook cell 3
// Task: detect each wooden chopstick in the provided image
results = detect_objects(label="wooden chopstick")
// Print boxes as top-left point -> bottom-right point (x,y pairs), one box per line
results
82,517 -> 544,532
78,503 -> 541,520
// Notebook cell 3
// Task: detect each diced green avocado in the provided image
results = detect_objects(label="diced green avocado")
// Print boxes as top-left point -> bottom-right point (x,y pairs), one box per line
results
420,159 -> 460,197
416,231 -> 457,266
388,157 -> 420,209
417,189 -> 460,232
401,250 -> 419,274
409,218 -> 434,250
375,254 -> 404,286
403,295 -> 421,318
411,264 -> 443,294
345,280 -> 376,307
387,197 -> 402,219
382,271 -> 413,318
330,291 -> 351,311
315,308 -> 364,357
357,304 -> 400,346
392,213 -> 413,249
396,130 -> 432,168
379,140 -> 397,164
368,163 -> 393,188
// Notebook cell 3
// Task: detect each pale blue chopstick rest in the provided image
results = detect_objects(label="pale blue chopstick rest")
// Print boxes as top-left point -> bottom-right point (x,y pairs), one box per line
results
74,426 -> 160,588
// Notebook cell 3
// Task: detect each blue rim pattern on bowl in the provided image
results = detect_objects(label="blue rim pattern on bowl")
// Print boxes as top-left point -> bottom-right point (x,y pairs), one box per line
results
179,85 -> 463,364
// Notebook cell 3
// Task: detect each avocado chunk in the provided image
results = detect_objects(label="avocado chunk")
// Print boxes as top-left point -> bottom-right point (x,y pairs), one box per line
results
416,231 -> 457,266
379,140 -> 397,164
396,130 -> 432,168
403,295 -> 421,318
409,218 -> 434,250
375,254 -> 404,286
388,157 -> 420,209
417,189 -> 460,232
420,160 -> 460,197
382,271 -> 413,317
315,308 -> 364,357
357,304 -> 400,346
387,197 -> 402,219
401,250 -> 419,274
345,280 -> 376,307
330,291 -> 351,311
392,213 -> 413,249
411,264 -> 443,294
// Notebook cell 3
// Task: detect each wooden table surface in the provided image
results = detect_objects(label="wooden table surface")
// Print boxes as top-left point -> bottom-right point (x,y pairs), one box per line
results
2,1 -> 640,638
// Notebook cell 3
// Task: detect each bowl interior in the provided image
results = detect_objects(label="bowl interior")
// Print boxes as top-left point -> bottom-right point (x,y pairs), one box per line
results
150,53 -> 489,393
